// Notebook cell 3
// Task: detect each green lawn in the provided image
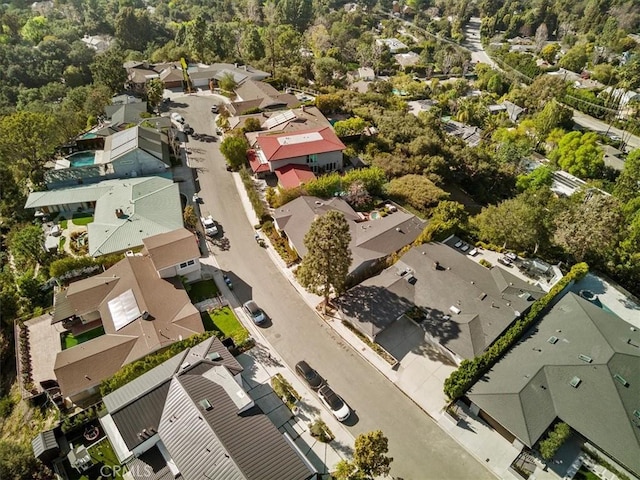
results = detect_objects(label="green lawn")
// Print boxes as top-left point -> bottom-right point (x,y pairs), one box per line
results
60,219 -> 68,229
62,326 -> 105,350
202,306 -> 249,345
573,468 -> 599,480
82,438 -> 123,480
188,279 -> 219,302
72,213 -> 94,226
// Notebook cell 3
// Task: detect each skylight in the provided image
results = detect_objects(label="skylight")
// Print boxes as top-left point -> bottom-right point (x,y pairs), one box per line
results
277,131 -> 322,145
108,289 -> 141,330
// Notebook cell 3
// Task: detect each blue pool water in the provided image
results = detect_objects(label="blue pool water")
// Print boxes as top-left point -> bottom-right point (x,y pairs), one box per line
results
68,151 -> 96,167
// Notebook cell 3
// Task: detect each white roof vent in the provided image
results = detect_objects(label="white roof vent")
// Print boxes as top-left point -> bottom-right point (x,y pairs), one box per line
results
449,306 -> 461,315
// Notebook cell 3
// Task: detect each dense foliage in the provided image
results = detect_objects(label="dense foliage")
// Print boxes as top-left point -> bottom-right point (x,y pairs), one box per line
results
444,262 -> 589,400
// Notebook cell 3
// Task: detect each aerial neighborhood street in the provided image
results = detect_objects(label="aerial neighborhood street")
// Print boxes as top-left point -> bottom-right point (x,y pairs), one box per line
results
2,3 -> 640,480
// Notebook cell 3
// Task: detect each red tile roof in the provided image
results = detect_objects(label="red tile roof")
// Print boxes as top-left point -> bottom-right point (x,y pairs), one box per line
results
255,127 -> 345,162
247,149 -> 271,173
275,165 -> 317,189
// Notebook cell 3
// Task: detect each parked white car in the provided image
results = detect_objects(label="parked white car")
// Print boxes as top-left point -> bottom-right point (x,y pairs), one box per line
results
201,215 -> 218,236
318,385 -> 350,422
171,112 -> 185,124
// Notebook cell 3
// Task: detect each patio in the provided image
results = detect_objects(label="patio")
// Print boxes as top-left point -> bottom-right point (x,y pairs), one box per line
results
24,313 -> 65,392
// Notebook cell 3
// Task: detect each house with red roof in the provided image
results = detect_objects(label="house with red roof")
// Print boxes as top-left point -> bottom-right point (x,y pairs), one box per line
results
248,126 -> 346,187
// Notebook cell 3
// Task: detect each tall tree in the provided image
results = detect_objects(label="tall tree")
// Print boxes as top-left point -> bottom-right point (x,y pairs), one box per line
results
295,210 -> 352,312
277,0 -> 313,32
554,193 -> 624,264
472,190 -> 556,253
353,430 -> 393,478
90,48 -> 127,93
145,78 -> 164,111
613,149 -> 640,205
549,131 -> 604,179
0,111 -> 62,184
219,135 -> 249,169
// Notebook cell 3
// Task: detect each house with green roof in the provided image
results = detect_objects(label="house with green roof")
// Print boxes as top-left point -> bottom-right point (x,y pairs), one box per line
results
467,292 -> 640,477
26,177 -> 183,257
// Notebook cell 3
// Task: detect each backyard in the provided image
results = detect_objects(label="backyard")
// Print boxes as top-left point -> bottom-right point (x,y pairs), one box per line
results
64,437 -> 124,480
71,213 -> 94,226
201,306 -> 249,345
187,279 -> 219,302
61,327 -> 105,350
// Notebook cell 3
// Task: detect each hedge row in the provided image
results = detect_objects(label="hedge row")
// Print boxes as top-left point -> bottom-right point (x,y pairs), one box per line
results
100,332 -> 219,396
443,262 -> 589,400
239,166 -> 268,222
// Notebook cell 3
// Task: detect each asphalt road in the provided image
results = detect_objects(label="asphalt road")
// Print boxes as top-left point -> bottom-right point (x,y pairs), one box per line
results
171,95 -> 493,480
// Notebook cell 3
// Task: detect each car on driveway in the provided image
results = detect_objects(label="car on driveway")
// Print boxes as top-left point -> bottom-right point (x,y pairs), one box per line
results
318,385 -> 350,422
295,361 -> 324,390
243,300 -> 266,325
498,256 -> 512,267
201,215 -> 218,236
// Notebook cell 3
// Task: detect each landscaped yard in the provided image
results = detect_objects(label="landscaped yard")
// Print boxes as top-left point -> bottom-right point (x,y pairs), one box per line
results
188,279 -> 219,302
201,306 -> 249,345
573,468 -> 599,480
65,437 -> 124,480
71,212 -> 94,226
61,326 -> 105,350
60,219 -> 68,229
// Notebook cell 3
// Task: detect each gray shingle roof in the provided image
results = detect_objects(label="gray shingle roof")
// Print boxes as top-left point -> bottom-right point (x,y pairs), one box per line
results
335,240 -> 543,356
273,196 -> 425,275
105,337 -> 314,480
468,293 -> 640,476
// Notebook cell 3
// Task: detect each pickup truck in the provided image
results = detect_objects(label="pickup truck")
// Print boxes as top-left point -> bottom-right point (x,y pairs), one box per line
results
201,215 -> 218,237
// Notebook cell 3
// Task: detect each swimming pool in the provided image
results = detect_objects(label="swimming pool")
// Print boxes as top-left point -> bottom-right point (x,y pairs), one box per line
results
68,151 -> 96,167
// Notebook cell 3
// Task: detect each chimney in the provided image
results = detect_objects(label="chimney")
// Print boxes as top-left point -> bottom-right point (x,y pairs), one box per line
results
115,209 -> 123,218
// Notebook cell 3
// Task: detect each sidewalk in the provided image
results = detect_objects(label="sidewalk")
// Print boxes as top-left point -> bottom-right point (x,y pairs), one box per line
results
227,174 -> 573,480
198,217 -> 354,475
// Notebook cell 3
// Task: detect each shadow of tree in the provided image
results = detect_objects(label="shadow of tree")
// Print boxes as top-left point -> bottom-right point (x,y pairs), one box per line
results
329,438 -> 354,458
336,284 -> 462,363
248,341 -> 284,369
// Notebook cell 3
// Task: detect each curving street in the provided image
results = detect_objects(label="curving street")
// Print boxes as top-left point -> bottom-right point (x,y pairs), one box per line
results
171,94 -> 494,480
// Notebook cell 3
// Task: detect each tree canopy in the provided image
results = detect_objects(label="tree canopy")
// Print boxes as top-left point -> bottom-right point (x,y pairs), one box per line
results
295,210 -> 352,312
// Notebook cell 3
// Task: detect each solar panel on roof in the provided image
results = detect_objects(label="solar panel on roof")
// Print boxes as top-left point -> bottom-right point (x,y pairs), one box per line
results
108,289 -> 141,331
262,110 -> 296,129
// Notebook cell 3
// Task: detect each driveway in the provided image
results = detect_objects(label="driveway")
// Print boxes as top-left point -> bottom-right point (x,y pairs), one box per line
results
167,94 -> 493,480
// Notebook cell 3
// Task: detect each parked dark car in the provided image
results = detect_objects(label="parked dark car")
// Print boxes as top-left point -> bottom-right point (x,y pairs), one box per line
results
295,361 -> 324,390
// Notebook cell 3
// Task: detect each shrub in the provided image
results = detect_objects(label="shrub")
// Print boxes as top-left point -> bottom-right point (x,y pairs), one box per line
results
100,332 -> 219,396
443,263 -> 588,400
239,166 -> 268,221
0,395 -> 15,417
479,259 -> 492,268
309,419 -> 334,442
271,373 -> 300,409
539,422 -> 571,460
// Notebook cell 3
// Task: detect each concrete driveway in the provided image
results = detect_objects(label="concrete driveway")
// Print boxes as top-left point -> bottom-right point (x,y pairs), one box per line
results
166,93 -> 493,480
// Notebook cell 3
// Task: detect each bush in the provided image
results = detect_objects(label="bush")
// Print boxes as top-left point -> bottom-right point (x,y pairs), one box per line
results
239,167 -> 268,222
309,419 -> 334,442
271,373 -> 300,409
0,395 -> 15,417
443,263 -> 588,400
539,422 -> 571,460
479,259 -> 492,268
100,332 -> 219,396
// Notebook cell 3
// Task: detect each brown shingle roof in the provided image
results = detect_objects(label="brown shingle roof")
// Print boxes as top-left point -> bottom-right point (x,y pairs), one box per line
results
143,228 -> 200,271
53,254 -> 203,398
